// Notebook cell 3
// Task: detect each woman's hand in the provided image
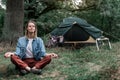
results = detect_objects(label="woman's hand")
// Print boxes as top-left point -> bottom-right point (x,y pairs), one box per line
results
4,52 -> 14,58
51,53 -> 58,58
46,53 -> 58,58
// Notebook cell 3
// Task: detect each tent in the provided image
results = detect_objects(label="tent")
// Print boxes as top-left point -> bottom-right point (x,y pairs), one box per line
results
50,17 -> 102,44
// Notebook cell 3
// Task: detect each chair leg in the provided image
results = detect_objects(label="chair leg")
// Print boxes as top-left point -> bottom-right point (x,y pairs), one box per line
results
108,40 -> 112,49
96,40 -> 99,51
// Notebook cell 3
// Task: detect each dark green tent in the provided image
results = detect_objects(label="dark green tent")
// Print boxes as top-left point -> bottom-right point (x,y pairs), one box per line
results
51,17 -> 102,42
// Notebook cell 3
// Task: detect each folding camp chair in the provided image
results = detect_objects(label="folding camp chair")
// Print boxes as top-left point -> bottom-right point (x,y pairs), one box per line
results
96,36 -> 112,51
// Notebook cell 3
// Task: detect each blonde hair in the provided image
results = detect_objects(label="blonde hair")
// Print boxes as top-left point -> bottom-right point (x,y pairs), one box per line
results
25,20 -> 37,38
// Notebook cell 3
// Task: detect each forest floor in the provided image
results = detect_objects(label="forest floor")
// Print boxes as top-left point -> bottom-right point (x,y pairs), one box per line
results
0,41 -> 120,80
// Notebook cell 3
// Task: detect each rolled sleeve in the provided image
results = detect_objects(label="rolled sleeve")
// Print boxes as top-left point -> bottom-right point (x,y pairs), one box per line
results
15,39 -> 21,56
39,39 -> 46,57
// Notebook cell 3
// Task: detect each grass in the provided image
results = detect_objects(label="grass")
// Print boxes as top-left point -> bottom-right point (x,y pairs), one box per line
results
0,42 -> 120,80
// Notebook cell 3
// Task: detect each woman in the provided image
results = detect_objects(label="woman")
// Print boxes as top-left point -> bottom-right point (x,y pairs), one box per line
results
4,20 -> 58,75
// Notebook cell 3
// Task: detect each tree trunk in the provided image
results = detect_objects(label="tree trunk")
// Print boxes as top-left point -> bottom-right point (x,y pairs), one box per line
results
2,0 -> 24,44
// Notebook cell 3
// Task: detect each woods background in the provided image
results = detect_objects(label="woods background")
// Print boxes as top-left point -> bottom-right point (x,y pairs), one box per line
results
0,0 -> 120,44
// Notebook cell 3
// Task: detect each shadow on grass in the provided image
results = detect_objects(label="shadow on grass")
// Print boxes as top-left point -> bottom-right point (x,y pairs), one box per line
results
0,64 -> 20,79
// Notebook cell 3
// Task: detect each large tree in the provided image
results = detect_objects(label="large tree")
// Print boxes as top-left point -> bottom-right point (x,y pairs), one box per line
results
2,0 -> 24,44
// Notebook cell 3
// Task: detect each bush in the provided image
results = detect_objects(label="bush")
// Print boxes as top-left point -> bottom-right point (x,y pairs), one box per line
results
36,10 -> 76,36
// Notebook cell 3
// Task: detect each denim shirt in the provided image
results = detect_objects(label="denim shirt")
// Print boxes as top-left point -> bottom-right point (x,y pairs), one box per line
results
15,36 -> 46,60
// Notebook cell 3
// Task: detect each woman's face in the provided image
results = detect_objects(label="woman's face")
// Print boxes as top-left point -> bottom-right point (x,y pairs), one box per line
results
27,22 -> 36,33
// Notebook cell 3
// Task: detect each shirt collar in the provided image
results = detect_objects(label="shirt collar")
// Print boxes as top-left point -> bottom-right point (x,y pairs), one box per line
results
25,36 -> 37,41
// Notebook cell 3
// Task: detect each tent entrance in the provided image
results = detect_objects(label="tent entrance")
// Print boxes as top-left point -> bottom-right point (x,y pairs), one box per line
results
64,24 -> 90,41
